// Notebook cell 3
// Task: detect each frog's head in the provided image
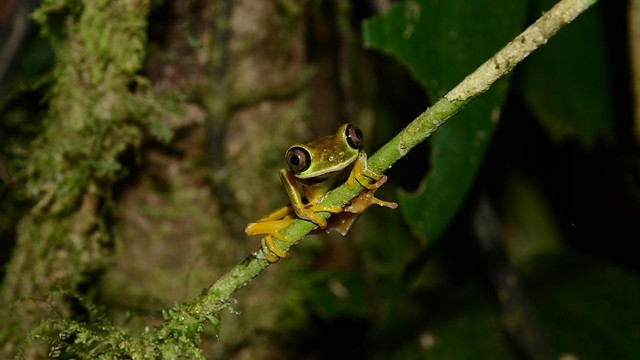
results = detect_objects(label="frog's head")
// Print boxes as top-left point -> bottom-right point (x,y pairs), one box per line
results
285,123 -> 363,179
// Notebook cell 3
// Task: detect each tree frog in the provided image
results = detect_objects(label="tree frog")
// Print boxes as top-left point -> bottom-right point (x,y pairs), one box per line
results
245,123 -> 397,262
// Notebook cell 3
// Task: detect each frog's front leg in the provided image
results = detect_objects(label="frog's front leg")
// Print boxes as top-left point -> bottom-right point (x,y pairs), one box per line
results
280,169 -> 343,228
346,152 -> 393,193
345,175 -> 398,210
341,152 -> 397,228
346,152 -> 382,189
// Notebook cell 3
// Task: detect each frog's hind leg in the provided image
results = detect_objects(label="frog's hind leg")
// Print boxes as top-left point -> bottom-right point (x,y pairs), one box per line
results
317,211 -> 363,236
245,205 -> 297,262
322,177 -> 397,237
247,221 -> 294,262
245,205 -> 295,241
244,217 -> 295,236
250,205 -> 294,223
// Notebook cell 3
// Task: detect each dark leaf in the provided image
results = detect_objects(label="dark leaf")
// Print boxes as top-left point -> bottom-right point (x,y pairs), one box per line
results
364,0 -> 528,242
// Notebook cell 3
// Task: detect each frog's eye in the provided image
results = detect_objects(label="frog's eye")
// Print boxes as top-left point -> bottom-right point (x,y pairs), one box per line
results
286,146 -> 311,174
345,124 -> 363,150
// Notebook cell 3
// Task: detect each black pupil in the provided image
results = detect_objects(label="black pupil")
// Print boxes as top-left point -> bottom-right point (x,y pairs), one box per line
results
354,127 -> 362,140
287,147 -> 310,173
346,124 -> 363,149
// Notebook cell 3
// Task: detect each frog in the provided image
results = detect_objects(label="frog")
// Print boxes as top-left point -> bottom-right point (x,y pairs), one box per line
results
245,123 -> 397,262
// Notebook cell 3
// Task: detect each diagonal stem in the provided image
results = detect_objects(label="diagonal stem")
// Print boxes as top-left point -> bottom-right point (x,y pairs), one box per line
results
155,0 -> 597,341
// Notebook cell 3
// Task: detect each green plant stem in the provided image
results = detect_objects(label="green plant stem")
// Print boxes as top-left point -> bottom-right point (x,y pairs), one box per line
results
156,0 -> 596,342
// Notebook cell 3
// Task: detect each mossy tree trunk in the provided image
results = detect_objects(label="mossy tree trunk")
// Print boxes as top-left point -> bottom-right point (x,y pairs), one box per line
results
1,0 -> 157,357
1,0 -> 327,358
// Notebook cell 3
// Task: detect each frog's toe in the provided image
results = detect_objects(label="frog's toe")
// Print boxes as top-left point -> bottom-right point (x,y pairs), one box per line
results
261,238 -> 280,263
307,213 -> 328,228
261,234 -> 289,263
372,196 -> 398,209
297,204 -> 342,228
344,181 -> 398,214
369,174 -> 388,189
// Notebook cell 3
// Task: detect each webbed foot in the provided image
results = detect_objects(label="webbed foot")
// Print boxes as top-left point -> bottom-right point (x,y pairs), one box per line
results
345,152 -> 397,213
245,206 -> 296,263
345,175 -> 398,213
261,233 -> 290,263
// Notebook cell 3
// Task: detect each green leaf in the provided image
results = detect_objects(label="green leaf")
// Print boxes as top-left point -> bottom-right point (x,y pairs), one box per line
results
364,0 -> 528,242
519,1 -> 613,145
